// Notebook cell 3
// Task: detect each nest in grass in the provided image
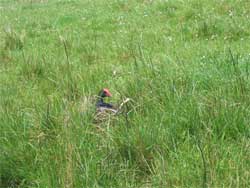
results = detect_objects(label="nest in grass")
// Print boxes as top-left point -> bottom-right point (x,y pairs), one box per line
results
93,98 -> 132,126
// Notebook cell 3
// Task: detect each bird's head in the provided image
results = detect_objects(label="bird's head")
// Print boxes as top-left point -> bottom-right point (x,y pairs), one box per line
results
99,88 -> 112,98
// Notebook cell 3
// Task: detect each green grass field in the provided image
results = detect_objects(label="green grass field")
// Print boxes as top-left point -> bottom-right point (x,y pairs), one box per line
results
1,0 -> 250,187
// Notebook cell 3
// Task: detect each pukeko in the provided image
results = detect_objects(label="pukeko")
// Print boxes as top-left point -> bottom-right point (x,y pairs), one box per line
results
96,88 -> 117,114
94,88 -> 132,126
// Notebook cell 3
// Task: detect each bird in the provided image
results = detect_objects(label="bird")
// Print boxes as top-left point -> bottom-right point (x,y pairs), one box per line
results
94,88 -> 118,124
94,88 -> 132,126
96,88 -> 117,112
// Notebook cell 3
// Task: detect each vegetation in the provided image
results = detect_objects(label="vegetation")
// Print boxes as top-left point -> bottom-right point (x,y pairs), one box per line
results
1,0 -> 250,187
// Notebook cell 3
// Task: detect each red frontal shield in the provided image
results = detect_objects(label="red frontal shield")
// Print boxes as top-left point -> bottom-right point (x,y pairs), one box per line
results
103,88 -> 112,97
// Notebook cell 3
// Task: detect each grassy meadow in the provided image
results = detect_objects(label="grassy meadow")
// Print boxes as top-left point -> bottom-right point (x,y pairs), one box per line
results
1,0 -> 250,187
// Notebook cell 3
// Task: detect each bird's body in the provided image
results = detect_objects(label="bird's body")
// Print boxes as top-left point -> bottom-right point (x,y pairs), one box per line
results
96,98 -> 114,109
94,88 -> 117,123
96,88 -> 116,110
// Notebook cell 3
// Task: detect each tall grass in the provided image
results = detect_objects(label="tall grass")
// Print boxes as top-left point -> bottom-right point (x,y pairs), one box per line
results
1,0 -> 250,187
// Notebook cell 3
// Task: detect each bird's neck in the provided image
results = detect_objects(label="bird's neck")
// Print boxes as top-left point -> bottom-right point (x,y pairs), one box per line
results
98,97 -> 104,104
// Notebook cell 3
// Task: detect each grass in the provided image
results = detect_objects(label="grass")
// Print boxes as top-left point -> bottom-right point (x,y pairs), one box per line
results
0,0 -> 250,187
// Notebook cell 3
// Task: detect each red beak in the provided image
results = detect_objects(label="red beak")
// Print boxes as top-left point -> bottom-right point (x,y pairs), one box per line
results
103,88 -> 112,97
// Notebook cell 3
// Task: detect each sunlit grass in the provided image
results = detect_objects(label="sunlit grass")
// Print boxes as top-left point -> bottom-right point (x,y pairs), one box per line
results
1,0 -> 250,187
